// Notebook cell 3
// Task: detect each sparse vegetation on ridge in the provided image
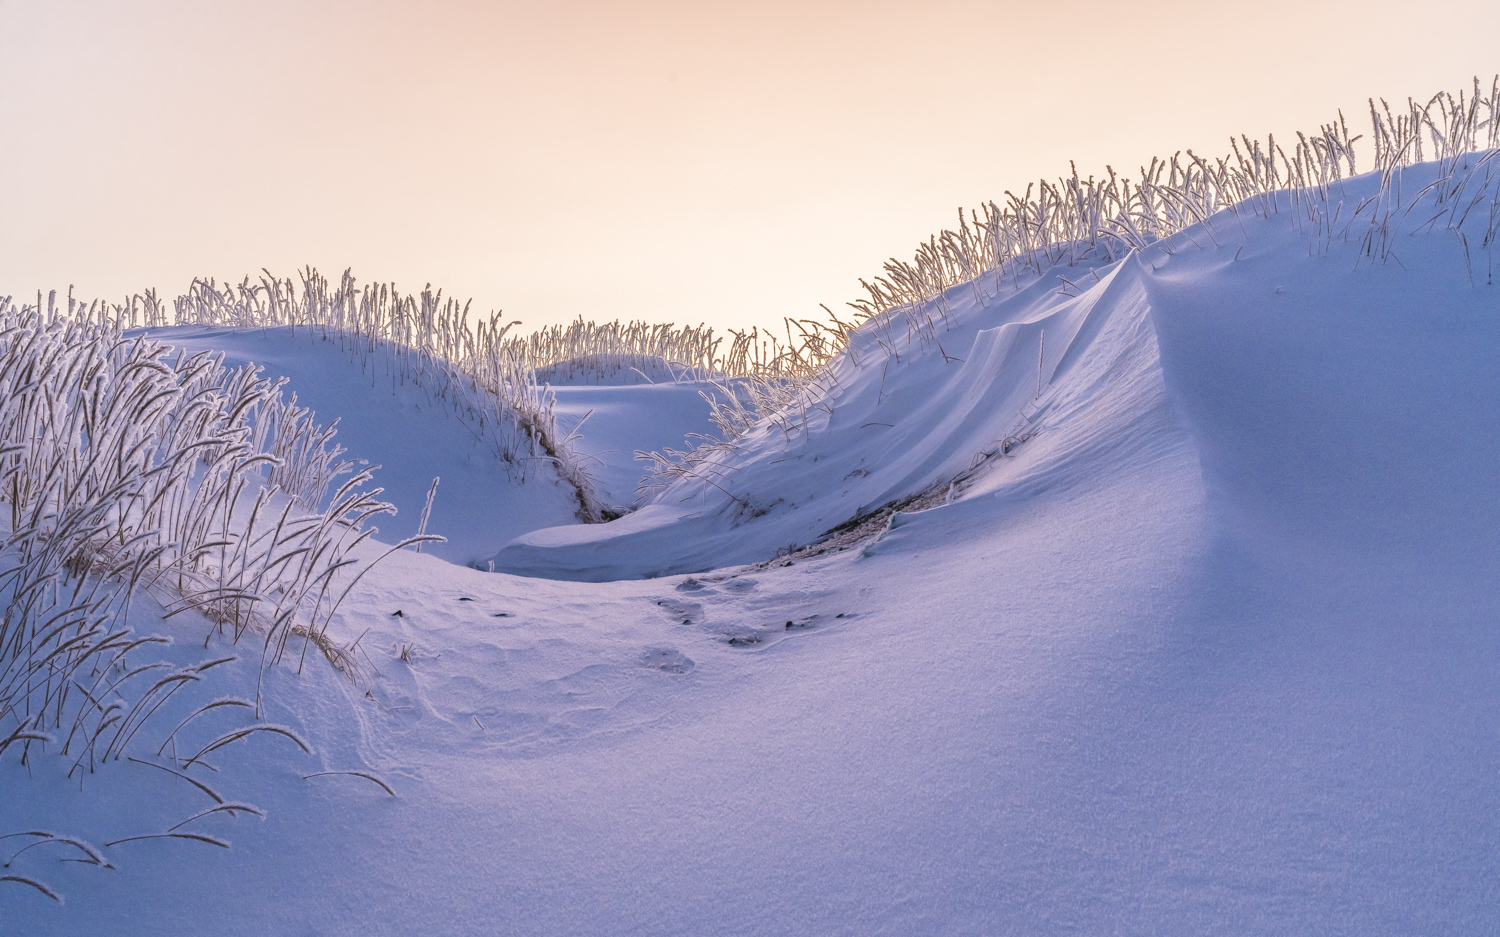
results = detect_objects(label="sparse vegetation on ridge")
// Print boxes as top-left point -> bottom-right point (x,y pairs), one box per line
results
636,77 -> 1500,502
13,79 -> 1500,518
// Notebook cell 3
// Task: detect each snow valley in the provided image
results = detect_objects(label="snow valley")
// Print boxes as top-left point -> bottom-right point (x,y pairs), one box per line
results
3,81 -> 1500,935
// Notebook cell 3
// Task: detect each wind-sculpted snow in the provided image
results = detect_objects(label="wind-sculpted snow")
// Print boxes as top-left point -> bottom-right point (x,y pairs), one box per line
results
548,380 -> 723,509
143,326 -> 588,564
1143,213 -> 1500,563
490,252 -> 1175,580
7,157 -> 1500,934
496,159 -> 1500,584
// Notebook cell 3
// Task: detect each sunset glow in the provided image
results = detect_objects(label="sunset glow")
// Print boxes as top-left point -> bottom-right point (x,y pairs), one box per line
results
4,0 -> 1498,331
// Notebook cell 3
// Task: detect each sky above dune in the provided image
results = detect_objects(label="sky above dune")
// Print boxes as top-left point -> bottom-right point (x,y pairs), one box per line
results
2,0 -> 1498,333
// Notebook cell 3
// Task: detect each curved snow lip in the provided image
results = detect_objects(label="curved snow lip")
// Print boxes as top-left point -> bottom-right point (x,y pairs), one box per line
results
489,253 -> 1182,581
494,503 -> 712,582
494,157 -> 1500,582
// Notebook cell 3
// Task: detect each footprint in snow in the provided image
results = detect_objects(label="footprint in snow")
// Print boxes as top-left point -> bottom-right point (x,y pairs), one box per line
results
640,647 -> 695,674
653,598 -> 702,624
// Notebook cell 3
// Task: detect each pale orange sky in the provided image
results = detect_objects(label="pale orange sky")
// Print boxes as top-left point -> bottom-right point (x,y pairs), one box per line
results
2,0 -> 1497,332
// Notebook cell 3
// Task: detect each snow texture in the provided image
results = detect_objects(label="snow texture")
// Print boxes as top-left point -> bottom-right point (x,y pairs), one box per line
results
4,165 -> 1499,934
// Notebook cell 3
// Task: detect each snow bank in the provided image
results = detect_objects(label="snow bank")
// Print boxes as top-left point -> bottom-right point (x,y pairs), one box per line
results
494,160 -> 1500,583
549,380 -> 722,509
489,247 -> 1168,579
6,158 -> 1500,934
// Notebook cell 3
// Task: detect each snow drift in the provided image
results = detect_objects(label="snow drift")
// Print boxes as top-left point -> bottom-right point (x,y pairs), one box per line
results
5,88 -> 1500,936
494,158 -> 1500,584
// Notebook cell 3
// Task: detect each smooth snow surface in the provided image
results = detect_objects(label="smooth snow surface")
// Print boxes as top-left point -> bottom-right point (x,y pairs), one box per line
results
6,166 -> 1500,935
550,380 -> 721,510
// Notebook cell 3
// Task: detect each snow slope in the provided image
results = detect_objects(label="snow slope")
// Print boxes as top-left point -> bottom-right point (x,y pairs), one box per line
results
550,379 -> 722,510
129,325 -> 588,565
130,328 -> 713,564
5,163 -> 1500,934
488,234 -> 1175,581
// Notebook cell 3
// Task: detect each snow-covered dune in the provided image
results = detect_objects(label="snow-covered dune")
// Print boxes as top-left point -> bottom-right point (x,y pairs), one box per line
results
5,156 -> 1500,934
496,162 -> 1500,586
1146,211 -> 1500,566
139,327 -> 722,563
135,325 -> 587,564
489,259 -> 1157,578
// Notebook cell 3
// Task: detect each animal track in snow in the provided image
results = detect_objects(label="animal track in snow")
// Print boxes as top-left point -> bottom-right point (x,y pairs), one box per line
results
640,647 -> 695,674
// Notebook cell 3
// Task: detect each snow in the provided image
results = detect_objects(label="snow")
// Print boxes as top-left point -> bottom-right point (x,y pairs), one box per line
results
129,325 -> 587,565
550,379 -> 722,510
140,327 -> 726,558
6,163 -> 1500,934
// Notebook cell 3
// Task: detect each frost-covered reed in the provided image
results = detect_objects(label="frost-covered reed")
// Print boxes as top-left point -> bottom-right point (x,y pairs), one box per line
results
0,299 -> 425,786
29,255 -> 851,515
525,317 -> 728,384
842,78 -> 1500,349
